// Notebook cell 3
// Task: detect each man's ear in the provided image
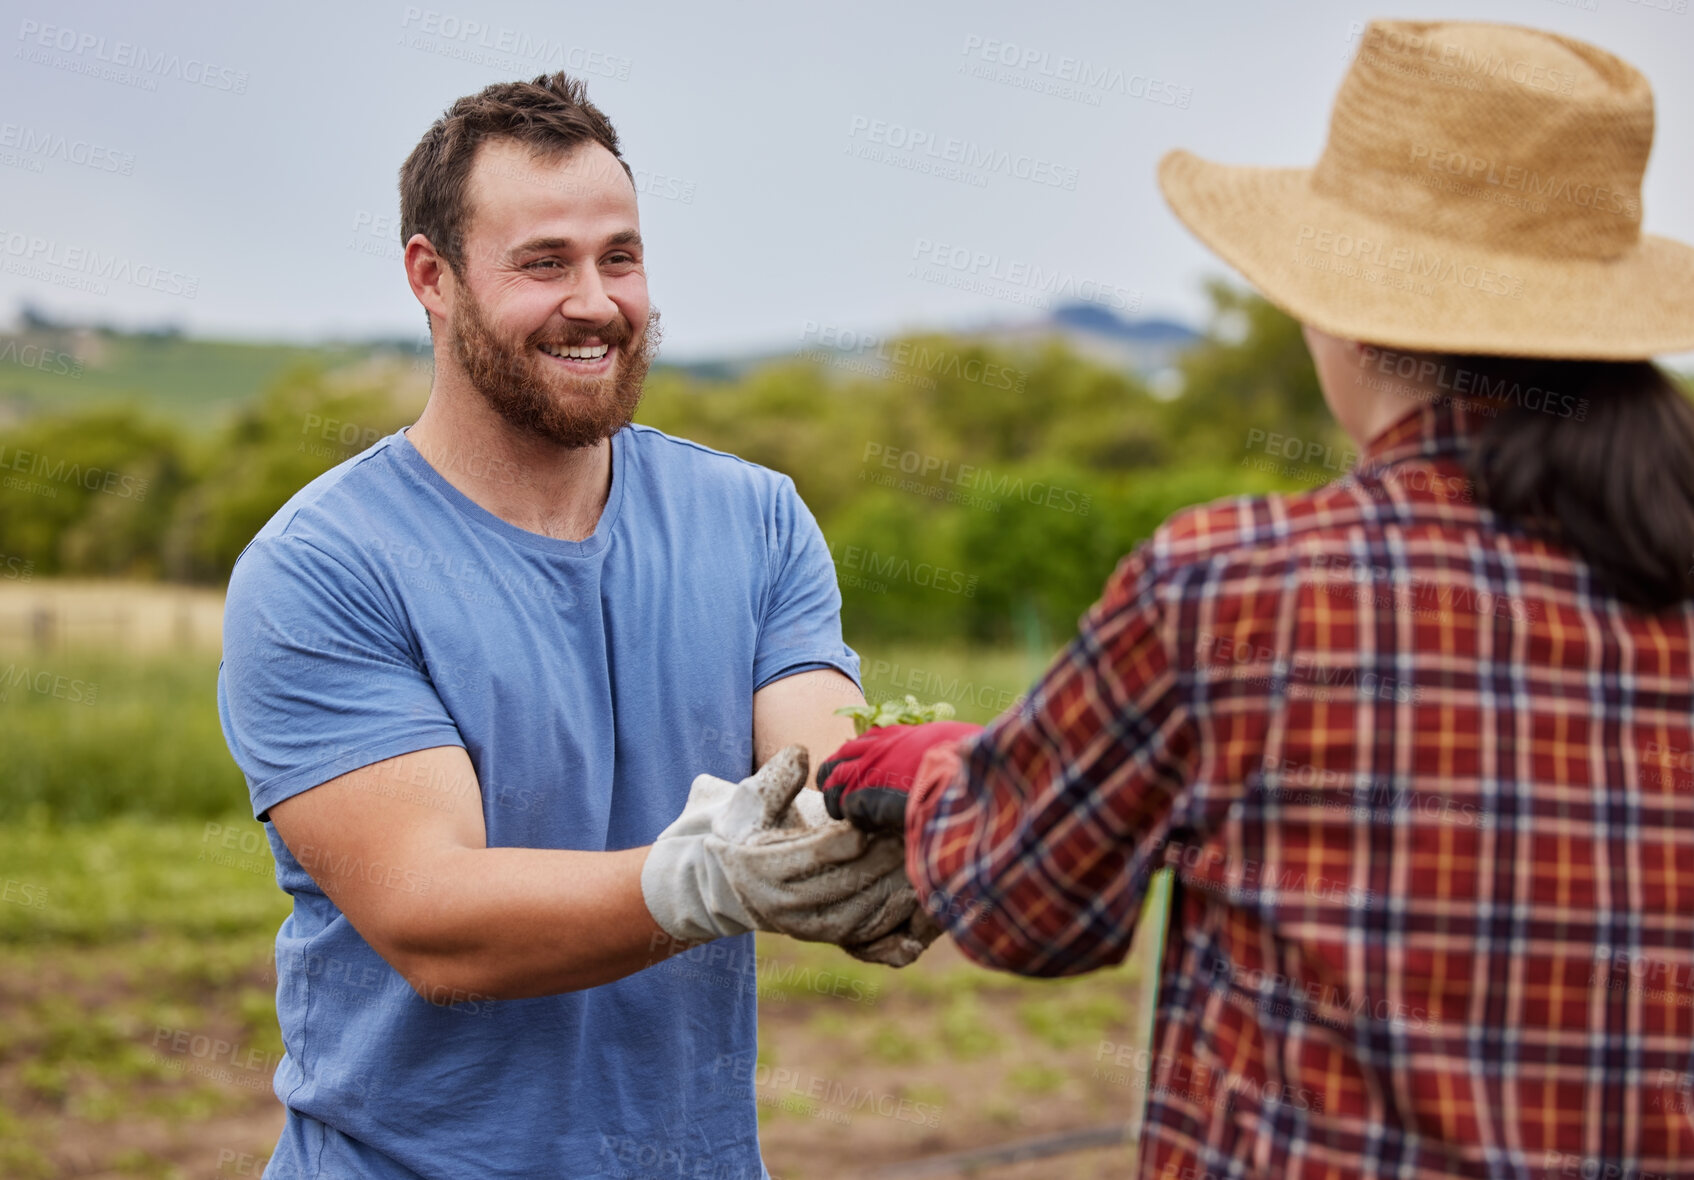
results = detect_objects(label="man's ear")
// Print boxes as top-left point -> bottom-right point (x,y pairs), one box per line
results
404,234 -> 452,330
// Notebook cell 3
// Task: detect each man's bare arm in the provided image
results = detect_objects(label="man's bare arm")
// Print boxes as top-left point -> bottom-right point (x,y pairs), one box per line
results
268,745 -> 676,1004
267,670 -> 868,1004
752,667 -> 865,774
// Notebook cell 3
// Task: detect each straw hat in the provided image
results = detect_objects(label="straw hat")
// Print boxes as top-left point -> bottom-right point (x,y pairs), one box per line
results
1158,19 -> 1694,359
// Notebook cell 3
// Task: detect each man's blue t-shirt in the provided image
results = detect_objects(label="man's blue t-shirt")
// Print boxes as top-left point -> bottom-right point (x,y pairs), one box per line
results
216,423 -> 860,1180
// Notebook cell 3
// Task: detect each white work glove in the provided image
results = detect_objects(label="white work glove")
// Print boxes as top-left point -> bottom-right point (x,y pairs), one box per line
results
838,889 -> 946,968
641,746 -> 941,966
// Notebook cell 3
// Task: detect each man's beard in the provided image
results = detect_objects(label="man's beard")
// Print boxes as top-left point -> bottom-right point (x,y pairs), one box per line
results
449,283 -> 661,450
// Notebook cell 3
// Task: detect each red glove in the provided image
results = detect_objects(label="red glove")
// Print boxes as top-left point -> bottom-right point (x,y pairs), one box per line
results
817,721 -> 984,833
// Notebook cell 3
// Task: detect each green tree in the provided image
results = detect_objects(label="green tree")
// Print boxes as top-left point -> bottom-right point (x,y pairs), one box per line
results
1163,281 -> 1337,466
164,365 -> 413,581
0,406 -> 190,578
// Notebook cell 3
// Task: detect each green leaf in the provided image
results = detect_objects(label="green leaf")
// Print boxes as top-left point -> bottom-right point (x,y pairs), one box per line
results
834,697 -> 956,736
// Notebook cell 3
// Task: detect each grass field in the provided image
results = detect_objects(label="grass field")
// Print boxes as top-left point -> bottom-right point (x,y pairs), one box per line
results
0,330 -> 392,433
0,823 -> 1150,1178
0,623 -> 1160,1177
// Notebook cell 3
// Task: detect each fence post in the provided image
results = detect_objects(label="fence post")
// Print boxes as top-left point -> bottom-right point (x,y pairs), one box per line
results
29,605 -> 55,653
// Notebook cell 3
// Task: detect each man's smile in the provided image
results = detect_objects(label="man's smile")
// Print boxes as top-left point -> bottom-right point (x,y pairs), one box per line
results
537,341 -> 614,371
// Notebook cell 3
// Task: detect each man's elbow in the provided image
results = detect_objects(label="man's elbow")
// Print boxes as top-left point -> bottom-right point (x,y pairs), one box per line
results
386,942 -> 510,1006
357,914 -> 504,1006
402,963 -> 505,1008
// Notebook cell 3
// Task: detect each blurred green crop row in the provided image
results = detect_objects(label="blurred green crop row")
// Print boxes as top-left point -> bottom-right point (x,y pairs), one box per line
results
0,651 -> 244,824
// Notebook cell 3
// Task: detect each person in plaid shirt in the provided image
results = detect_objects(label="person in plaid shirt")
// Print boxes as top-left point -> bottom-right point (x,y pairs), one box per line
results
819,19 -> 1694,1180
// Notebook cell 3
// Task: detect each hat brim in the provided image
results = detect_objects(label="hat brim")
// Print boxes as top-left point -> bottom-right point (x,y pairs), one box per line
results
1157,149 -> 1694,360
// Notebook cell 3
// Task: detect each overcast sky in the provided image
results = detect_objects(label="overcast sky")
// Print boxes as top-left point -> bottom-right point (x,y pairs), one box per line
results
3,0 -> 1692,361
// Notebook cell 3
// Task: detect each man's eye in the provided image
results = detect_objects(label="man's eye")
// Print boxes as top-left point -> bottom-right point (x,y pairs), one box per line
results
605,253 -> 637,266
527,259 -> 562,270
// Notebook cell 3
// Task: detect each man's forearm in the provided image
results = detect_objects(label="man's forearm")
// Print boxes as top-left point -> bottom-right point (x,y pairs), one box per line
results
388,845 -> 683,1002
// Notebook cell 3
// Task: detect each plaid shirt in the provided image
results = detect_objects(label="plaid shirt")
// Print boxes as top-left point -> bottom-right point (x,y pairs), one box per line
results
906,396 -> 1694,1180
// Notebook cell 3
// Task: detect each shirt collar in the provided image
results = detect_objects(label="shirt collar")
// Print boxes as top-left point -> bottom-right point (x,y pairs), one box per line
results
1354,394 -> 1485,474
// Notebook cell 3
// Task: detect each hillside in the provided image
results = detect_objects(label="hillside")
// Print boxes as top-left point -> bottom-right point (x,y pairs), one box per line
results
0,321 -> 417,433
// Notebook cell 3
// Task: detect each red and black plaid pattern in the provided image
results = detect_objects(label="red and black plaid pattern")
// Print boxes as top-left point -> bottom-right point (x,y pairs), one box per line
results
907,396 -> 1694,1179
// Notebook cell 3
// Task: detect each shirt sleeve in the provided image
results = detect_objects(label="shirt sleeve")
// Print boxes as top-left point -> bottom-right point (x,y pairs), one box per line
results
217,533 -> 466,822
752,475 -> 861,693
905,540 -> 1200,977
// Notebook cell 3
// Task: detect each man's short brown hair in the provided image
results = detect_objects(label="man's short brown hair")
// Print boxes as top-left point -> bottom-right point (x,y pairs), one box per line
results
399,71 -> 632,305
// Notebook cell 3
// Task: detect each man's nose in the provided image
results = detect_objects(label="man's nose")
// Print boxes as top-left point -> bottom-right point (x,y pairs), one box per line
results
559,266 -> 618,325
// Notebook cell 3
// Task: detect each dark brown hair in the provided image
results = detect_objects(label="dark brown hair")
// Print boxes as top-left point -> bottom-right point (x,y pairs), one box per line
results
1444,355 -> 1694,611
398,71 -> 631,327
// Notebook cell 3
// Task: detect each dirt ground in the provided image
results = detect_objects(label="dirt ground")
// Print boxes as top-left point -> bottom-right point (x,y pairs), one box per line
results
3,935 -> 1154,1179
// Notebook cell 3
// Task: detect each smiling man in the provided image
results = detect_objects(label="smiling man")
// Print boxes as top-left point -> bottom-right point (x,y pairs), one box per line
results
217,72 -> 935,1180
